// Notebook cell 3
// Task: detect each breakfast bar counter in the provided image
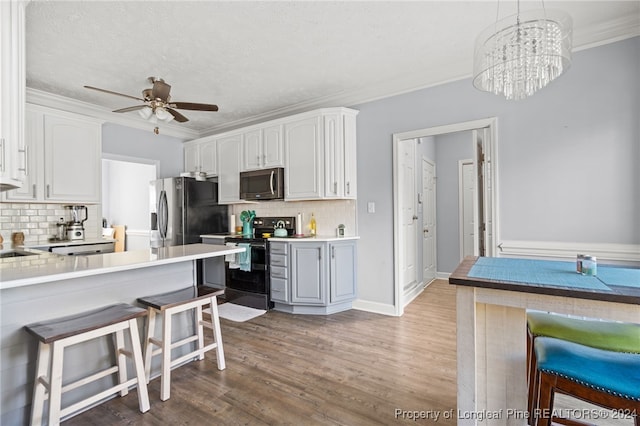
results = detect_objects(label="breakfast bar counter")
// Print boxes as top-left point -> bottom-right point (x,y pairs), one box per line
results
0,243 -> 244,425
449,256 -> 640,426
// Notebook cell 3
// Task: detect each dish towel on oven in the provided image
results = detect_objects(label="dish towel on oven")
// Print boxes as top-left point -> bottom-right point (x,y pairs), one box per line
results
225,242 -> 240,269
238,243 -> 252,272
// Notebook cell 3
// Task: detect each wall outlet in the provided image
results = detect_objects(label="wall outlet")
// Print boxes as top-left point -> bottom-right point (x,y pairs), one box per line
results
367,202 -> 375,213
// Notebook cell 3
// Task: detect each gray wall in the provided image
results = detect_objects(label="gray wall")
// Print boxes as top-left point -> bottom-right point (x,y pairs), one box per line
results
101,123 -> 185,178
434,131 -> 473,273
353,37 -> 639,307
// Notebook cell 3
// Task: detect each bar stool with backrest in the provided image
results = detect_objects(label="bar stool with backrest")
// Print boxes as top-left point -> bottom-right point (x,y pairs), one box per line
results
533,336 -> 640,426
25,303 -> 150,426
137,287 -> 225,401
526,311 -> 640,423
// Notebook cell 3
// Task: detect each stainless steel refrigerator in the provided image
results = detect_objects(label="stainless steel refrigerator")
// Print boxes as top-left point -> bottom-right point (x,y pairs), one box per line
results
150,177 -> 228,247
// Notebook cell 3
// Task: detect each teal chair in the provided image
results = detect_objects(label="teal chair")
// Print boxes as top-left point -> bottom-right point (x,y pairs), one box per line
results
527,311 -> 640,424
534,337 -> 640,426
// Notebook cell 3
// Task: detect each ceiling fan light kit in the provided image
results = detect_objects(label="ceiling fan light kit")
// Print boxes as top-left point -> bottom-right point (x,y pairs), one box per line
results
83,76 -> 218,133
472,1 -> 573,100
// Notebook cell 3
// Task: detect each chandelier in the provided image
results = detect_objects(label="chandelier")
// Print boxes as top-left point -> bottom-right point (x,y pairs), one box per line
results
472,3 -> 573,100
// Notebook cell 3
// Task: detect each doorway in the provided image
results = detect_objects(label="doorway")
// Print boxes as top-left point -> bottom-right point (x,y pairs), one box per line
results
102,154 -> 159,251
392,118 -> 498,316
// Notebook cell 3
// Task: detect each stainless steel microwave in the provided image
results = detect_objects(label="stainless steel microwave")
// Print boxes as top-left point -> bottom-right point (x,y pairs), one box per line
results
240,167 -> 285,201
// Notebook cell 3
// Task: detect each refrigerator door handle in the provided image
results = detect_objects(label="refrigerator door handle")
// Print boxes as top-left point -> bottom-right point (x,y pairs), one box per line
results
270,170 -> 275,195
159,190 -> 168,241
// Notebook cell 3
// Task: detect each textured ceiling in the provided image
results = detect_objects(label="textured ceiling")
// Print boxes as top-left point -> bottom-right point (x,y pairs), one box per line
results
26,1 -> 640,136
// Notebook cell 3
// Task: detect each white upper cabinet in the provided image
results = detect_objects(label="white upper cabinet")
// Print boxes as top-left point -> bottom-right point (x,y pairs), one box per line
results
323,110 -> 357,199
0,1 -> 26,192
217,133 -> 243,204
185,107 -> 358,203
183,137 -> 217,176
5,105 -> 102,203
241,124 -> 283,171
284,116 -> 323,200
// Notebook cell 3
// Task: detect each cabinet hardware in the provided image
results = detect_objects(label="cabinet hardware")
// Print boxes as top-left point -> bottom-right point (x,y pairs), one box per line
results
334,182 -> 337,193
46,184 -> 50,198
18,146 -> 28,175
346,182 -> 350,194
332,246 -> 335,258
32,184 -> 36,198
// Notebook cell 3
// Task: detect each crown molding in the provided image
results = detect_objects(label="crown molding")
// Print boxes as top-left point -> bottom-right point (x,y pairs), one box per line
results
26,88 -> 198,140
572,15 -> 640,51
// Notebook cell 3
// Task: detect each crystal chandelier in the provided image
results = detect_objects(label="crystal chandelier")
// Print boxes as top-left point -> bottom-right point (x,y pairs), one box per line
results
472,3 -> 573,100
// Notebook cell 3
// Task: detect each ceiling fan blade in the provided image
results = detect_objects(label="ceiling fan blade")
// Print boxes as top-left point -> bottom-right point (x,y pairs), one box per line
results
167,107 -> 189,123
113,105 -> 148,113
151,80 -> 171,102
171,102 -> 219,112
84,85 -> 145,102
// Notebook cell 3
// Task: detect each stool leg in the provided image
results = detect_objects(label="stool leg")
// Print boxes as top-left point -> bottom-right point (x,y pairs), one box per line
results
115,329 -> 128,397
160,309 -> 172,401
209,295 -> 225,370
47,341 -> 65,426
143,309 -> 156,384
127,318 -> 150,413
30,341 -> 50,426
536,372 -> 556,426
195,304 -> 205,361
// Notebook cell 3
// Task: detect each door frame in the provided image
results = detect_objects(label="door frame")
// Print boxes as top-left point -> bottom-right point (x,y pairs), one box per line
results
458,159 -> 474,260
392,117 -> 499,316
422,156 -> 437,285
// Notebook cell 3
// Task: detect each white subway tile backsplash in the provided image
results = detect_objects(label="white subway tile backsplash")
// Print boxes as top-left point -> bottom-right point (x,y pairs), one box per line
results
229,199 -> 357,236
0,203 -> 100,245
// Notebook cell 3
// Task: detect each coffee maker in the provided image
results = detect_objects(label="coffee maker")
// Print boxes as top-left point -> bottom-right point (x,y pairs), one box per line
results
65,205 -> 88,240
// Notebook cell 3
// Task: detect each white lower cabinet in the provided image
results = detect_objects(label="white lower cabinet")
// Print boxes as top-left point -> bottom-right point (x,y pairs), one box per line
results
4,104 -> 102,203
270,239 -> 357,314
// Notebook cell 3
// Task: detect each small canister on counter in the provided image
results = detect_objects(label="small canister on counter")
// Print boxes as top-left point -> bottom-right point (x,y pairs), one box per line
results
582,255 -> 597,276
576,254 -> 585,273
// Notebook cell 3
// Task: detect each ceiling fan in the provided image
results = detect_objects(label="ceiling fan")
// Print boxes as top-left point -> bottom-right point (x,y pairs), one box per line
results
84,77 -> 218,124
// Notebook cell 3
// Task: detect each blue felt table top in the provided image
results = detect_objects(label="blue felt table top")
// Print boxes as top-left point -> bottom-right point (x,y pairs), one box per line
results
468,257 -> 639,292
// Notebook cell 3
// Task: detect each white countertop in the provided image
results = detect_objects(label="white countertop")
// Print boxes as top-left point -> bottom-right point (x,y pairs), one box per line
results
201,234 -> 360,242
0,243 -> 244,290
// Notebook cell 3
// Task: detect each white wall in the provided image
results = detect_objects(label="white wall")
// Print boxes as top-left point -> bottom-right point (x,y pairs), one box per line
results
353,37 -> 640,308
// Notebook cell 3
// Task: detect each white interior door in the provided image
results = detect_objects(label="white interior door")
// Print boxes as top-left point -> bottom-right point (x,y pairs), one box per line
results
399,140 -> 417,298
422,158 -> 436,283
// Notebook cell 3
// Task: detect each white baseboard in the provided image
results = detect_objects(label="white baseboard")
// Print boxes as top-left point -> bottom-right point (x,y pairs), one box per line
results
436,272 -> 451,280
351,299 -> 398,316
498,240 -> 640,264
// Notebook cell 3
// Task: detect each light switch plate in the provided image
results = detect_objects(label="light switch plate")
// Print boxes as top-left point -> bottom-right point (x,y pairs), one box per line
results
367,202 -> 375,213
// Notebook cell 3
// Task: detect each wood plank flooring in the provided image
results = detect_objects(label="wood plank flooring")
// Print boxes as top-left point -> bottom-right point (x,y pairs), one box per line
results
67,280 -> 457,425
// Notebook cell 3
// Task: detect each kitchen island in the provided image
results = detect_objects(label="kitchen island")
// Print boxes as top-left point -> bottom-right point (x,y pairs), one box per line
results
0,243 -> 244,425
449,256 -> 640,426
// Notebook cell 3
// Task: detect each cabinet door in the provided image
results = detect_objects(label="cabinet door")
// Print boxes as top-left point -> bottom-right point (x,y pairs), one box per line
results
343,113 -> 357,198
290,242 -> 326,305
329,241 -> 357,303
323,112 -> 345,198
199,139 -> 217,176
262,124 -> 283,168
284,116 -> 322,200
202,237 -> 225,288
242,129 -> 262,171
44,114 -> 101,202
217,134 -> 242,204
183,143 -> 199,173
4,109 -> 41,201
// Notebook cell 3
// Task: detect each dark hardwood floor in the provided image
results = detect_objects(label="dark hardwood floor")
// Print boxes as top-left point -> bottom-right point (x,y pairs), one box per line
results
67,280 -> 457,425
